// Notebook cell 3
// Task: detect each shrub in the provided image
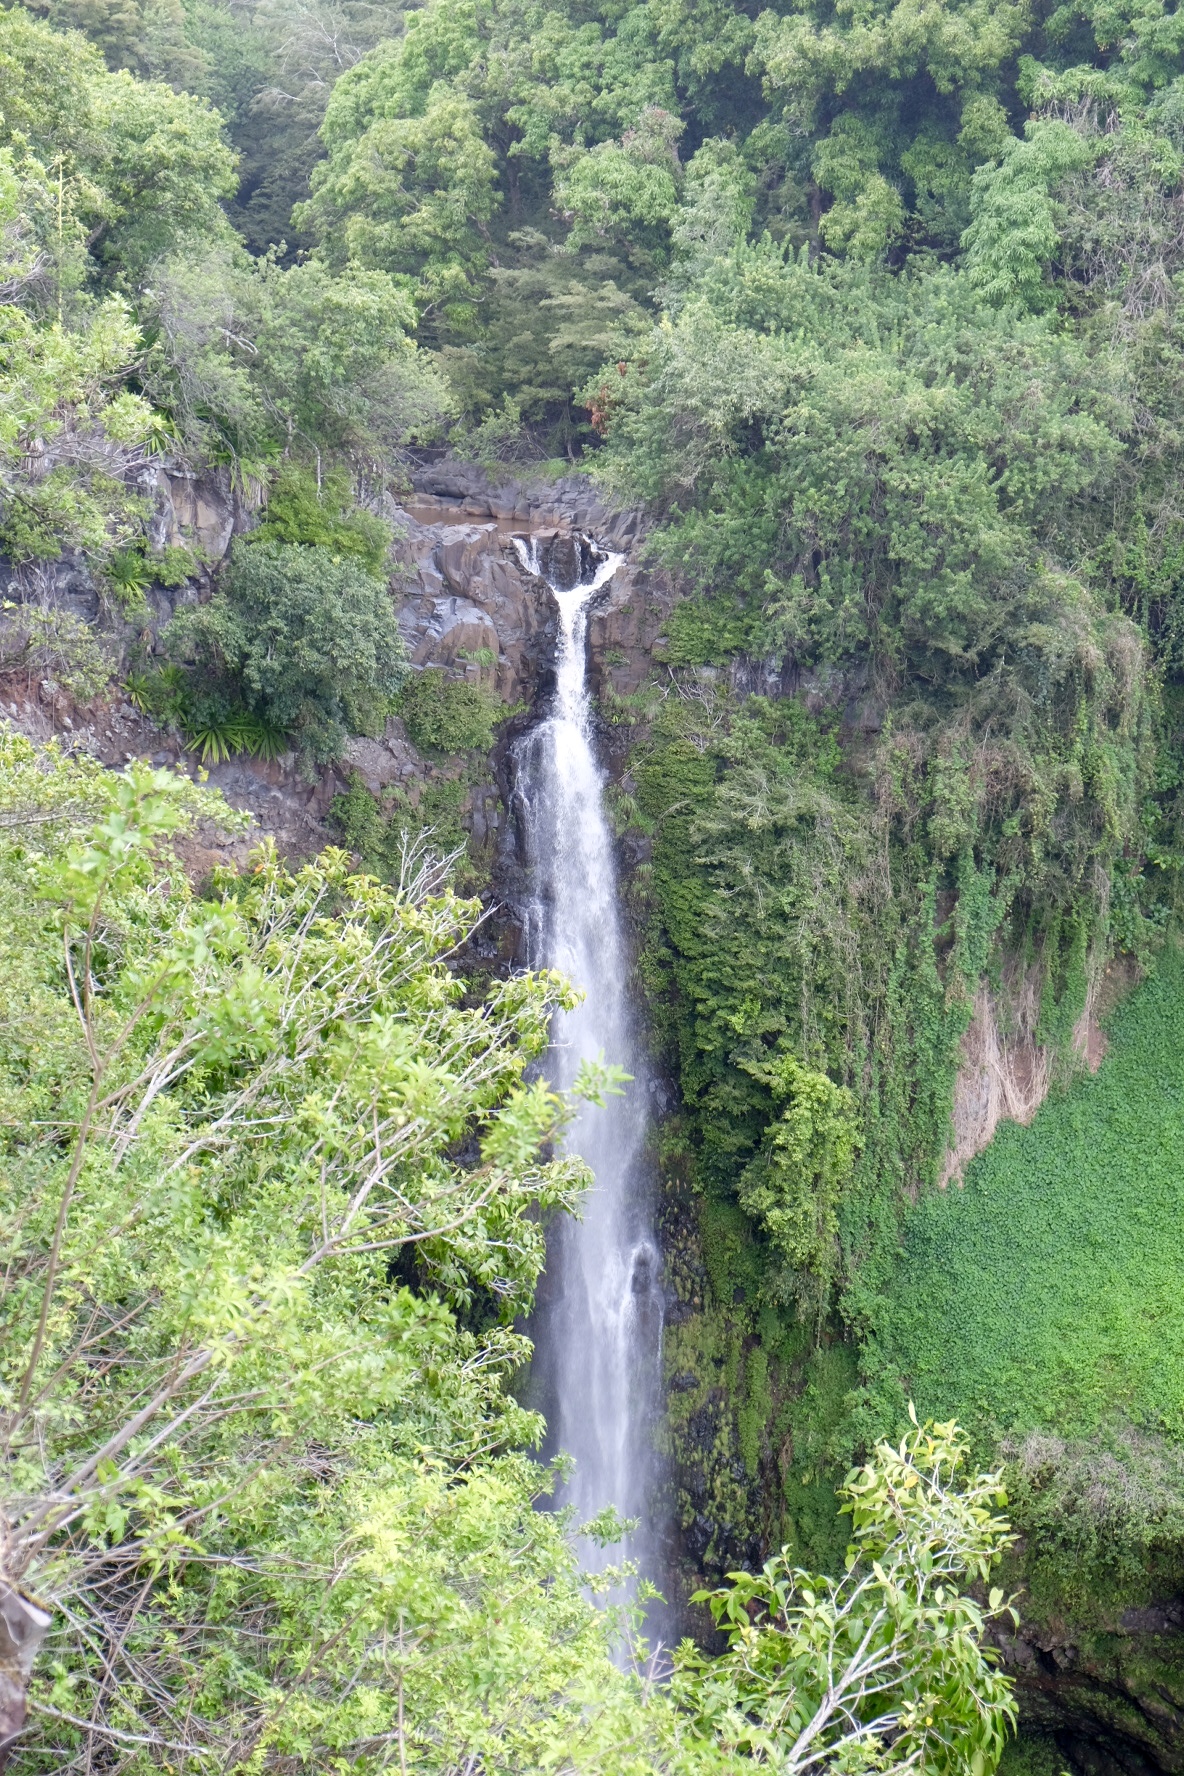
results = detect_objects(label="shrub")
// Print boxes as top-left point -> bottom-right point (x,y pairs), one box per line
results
331,774 -> 473,881
0,598 -> 111,700
182,709 -> 289,764
397,667 -> 501,755
166,539 -> 409,762
150,542 -> 201,586
124,660 -> 189,723
100,546 -> 153,619
252,464 -> 393,578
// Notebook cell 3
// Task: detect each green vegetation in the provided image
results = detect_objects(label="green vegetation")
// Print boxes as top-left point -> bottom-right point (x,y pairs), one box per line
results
128,472 -> 407,765
0,599 -> 112,700
0,731 -> 1018,1772
678,1417 -> 1019,1776
9,0 -> 1184,1748
859,946 -> 1184,1448
568,38 -> 1184,1557
0,730 -> 612,1769
998,1738 -> 1068,1776
0,2 -> 445,583
250,463 -> 395,576
328,668 -> 509,885
843,947 -> 1184,1621
396,666 -> 503,757
165,538 -> 408,761
331,770 -> 475,879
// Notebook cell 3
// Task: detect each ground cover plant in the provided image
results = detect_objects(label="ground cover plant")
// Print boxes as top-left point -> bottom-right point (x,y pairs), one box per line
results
850,945 -> 1184,1624
857,946 -> 1184,1448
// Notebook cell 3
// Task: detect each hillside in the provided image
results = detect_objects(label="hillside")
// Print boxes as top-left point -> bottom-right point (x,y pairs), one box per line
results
4,0 -> 1184,1766
866,949 -> 1184,1452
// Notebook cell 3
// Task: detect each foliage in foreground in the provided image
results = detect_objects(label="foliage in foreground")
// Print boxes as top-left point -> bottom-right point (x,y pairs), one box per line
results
0,732 -> 1017,1774
681,1415 -> 1019,1776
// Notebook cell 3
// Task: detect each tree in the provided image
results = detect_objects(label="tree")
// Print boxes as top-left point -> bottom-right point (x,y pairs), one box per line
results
553,106 -> 684,272
748,0 -> 1027,259
253,255 -> 447,455
673,1415 -> 1018,1776
0,6 -> 108,161
0,294 -> 167,564
962,121 -> 1099,310
811,117 -> 905,261
140,248 -> 449,470
0,6 -> 448,631
668,139 -> 756,294
85,67 -> 238,281
166,537 -> 409,759
0,8 -> 238,284
0,732 -> 639,1773
300,63 -> 500,335
590,250 -> 1121,678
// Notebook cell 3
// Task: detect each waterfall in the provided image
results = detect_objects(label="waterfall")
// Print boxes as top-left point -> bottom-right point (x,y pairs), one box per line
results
512,533 -> 665,1630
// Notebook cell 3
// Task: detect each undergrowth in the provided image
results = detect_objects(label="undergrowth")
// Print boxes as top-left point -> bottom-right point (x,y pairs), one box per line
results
856,945 -> 1184,1450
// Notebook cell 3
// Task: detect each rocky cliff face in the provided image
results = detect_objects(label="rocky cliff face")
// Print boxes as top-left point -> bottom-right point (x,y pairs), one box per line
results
1,459 -> 676,870
388,460 -> 663,703
291,463 -> 675,906
996,1606 -> 1184,1775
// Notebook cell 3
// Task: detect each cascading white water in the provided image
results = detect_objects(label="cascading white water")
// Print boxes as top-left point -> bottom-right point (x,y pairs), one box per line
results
512,534 -> 664,1621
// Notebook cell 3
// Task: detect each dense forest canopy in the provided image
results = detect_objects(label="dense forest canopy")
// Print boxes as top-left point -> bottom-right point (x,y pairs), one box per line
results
5,0 -> 1184,1763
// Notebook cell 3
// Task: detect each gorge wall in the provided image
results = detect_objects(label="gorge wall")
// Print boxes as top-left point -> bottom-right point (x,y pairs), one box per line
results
0,461 -> 671,870
3,461 -> 1182,1774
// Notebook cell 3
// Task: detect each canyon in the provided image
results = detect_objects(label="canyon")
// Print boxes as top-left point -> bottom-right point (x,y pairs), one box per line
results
3,459 -> 1181,1771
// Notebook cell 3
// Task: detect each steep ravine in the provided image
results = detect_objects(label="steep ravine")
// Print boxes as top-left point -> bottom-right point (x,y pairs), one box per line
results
387,476 -> 1184,1776
5,462 -> 1183,1771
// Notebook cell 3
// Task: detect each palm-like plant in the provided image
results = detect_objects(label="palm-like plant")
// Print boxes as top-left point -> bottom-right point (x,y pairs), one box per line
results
182,709 -> 290,765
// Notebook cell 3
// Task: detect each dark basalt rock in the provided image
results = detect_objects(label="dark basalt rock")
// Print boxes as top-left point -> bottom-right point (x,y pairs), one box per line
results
993,1606 -> 1184,1773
